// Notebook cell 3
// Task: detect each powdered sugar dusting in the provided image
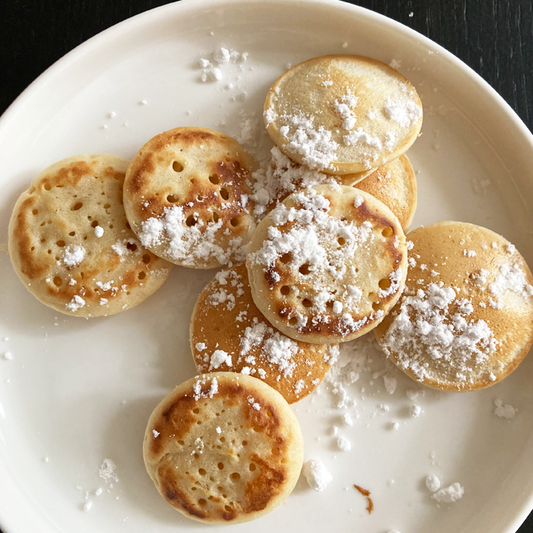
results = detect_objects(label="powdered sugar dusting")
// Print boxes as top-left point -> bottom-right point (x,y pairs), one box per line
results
139,205 -> 246,267
381,282 -> 498,385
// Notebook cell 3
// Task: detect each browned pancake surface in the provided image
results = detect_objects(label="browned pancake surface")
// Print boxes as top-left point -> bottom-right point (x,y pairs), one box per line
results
8,154 -> 172,317
143,372 -> 304,524
124,127 -> 257,269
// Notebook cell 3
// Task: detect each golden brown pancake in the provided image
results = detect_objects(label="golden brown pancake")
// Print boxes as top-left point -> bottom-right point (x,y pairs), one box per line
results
123,127 -> 257,269
374,221 -> 533,391
143,372 -> 304,524
8,154 -> 172,317
190,264 -> 338,403
353,154 -> 417,232
264,55 -> 423,175
246,185 -> 407,344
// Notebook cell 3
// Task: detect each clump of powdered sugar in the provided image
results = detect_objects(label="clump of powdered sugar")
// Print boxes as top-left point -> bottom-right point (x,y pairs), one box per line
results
99,459 -> 118,484
488,262 -> 533,307
425,474 -> 441,492
199,47 -> 248,82
66,295 -> 85,312
208,350 -> 232,370
61,245 -> 85,267
302,459 -> 333,491
277,113 -> 339,171
494,398 -> 516,419
431,482 -> 464,503
193,376 -> 219,400
333,90 -> 358,130
383,96 -> 422,128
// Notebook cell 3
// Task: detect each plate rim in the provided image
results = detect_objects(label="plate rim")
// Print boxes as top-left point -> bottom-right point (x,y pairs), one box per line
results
1,1 -> 533,532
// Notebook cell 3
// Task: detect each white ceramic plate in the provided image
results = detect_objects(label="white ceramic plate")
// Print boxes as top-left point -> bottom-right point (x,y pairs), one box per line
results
1,1 -> 533,532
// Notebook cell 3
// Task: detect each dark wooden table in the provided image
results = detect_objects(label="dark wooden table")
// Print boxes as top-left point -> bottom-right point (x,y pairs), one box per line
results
0,1 -> 532,532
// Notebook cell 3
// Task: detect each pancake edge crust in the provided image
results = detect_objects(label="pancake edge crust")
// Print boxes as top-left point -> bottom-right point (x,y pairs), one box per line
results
143,372 -> 304,524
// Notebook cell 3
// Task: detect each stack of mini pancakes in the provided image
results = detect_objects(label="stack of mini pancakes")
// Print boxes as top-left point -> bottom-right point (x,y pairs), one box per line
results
7,55 -> 533,525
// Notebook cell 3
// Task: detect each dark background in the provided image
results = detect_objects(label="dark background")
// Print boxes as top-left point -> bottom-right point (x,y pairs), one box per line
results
0,0 -> 532,531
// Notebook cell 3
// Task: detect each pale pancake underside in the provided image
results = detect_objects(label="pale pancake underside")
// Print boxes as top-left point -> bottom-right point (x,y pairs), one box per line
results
190,264 -> 338,403
247,185 -> 408,344
8,154 -> 172,317
123,127 -> 258,269
264,55 -> 423,175
143,372 -> 304,524
374,221 -> 533,391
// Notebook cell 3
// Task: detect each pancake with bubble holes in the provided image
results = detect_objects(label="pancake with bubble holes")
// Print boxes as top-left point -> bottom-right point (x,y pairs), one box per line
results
374,221 -> 533,391
190,264 -> 338,403
8,154 -> 172,318
251,147 -> 416,233
263,55 -> 423,175
143,372 -> 304,524
123,127 -> 258,269
246,185 -> 408,344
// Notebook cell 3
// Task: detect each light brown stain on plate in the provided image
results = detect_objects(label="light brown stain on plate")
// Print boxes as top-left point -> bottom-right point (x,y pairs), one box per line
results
353,484 -> 374,514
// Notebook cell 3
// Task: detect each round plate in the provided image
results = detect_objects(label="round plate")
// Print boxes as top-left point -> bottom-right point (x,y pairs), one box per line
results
1,1 -> 533,532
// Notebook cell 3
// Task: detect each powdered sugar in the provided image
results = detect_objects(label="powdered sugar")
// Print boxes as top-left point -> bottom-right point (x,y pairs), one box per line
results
431,482 -> 464,503
209,350 -> 232,370
139,205 -> 246,267
61,245 -> 85,267
99,458 -> 118,484
302,459 -> 333,491
494,398 -> 516,419
250,146 -> 336,219
383,97 -> 422,128
381,282 -> 498,384
66,295 -> 85,312
192,376 -> 219,400
272,113 -> 339,171
333,90 -> 359,130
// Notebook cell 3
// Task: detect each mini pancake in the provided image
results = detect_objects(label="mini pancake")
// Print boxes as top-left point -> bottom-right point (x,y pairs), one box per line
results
264,55 -> 423,175
251,148 -> 416,232
374,221 -> 533,391
143,372 -> 304,524
123,127 -> 257,269
8,154 -> 172,318
352,154 -> 417,232
246,185 -> 408,344
190,264 -> 338,403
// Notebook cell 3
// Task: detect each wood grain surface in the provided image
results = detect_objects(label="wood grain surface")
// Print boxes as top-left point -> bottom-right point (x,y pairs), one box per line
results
0,1 -> 532,532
